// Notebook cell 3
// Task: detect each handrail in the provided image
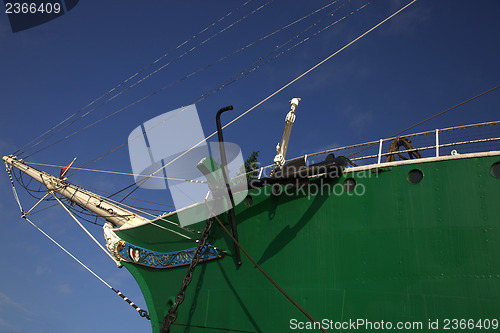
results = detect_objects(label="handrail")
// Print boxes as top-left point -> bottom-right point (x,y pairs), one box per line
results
256,120 -> 500,179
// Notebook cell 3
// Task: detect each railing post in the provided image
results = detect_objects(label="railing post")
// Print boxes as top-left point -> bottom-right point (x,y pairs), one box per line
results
377,139 -> 383,164
435,129 -> 439,157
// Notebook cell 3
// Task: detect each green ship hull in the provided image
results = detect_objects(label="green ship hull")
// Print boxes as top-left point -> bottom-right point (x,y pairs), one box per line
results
115,152 -> 500,332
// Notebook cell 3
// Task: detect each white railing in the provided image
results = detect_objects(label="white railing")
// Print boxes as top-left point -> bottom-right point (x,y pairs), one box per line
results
256,120 -> 500,179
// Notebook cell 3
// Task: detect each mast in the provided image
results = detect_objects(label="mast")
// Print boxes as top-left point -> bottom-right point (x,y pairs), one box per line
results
273,98 -> 301,168
3,155 -> 149,228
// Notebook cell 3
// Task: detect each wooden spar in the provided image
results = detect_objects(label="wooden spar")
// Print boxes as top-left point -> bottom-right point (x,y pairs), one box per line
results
3,155 -> 149,228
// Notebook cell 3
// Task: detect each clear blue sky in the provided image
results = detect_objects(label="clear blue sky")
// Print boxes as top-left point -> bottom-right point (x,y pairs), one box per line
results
1,1 -> 499,332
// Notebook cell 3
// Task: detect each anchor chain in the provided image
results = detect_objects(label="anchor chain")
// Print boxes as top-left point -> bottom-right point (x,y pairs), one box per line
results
160,217 -> 214,333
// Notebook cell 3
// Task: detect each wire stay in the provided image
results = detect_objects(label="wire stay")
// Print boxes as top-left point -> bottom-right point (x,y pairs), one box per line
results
130,0 -> 419,193
16,0 -> 256,157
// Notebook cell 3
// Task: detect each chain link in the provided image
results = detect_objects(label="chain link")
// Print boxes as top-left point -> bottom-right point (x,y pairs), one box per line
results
160,217 -> 214,333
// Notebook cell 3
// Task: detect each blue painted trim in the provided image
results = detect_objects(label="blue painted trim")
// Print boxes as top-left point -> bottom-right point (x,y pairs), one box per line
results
119,242 -> 221,269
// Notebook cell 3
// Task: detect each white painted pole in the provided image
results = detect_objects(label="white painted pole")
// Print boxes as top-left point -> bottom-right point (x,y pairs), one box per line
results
377,139 -> 383,164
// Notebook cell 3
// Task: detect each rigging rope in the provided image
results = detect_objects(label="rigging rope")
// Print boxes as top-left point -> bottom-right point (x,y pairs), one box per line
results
347,83 -> 500,158
20,0 -> 275,159
6,165 -> 23,214
21,0 -> 340,161
161,216 -> 214,332
51,193 -> 118,263
16,0 -> 255,157
26,161 -> 207,184
71,0 -> 377,202
64,183 -> 199,239
57,198 -> 104,226
64,0 -> 341,179
67,180 -> 176,210
252,0 -> 374,71
195,0 -> 372,103
13,169 -> 109,227
207,205 -> 328,333
52,178 -> 200,238
11,160 -> 197,252
24,215 -> 150,319
5,166 -> 150,320
15,0 -> 416,219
